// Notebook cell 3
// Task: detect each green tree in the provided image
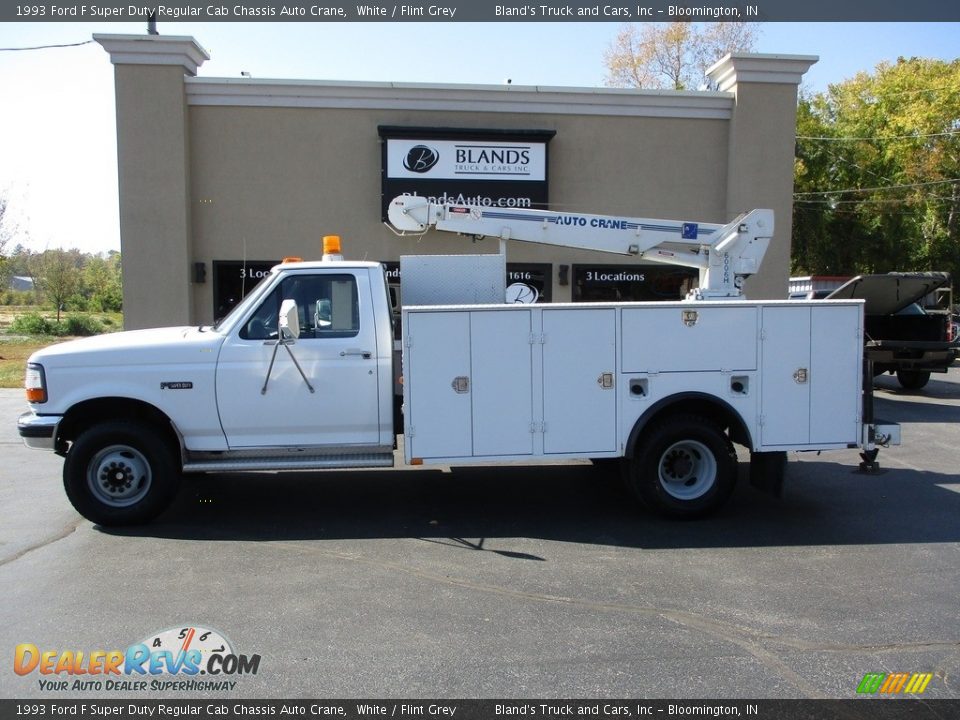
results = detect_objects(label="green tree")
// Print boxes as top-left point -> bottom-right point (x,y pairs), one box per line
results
82,252 -> 123,312
604,22 -> 759,90
0,194 -> 13,287
793,58 -> 960,280
30,249 -> 81,322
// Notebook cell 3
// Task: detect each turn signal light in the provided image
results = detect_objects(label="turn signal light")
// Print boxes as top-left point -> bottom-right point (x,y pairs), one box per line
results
25,363 -> 47,404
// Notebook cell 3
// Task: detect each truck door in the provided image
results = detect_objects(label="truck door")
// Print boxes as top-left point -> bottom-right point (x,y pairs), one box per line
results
215,270 -> 381,448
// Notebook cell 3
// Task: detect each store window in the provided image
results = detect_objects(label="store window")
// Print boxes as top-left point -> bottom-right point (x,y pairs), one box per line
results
213,260 -> 279,321
572,265 -> 696,302
506,263 -> 552,303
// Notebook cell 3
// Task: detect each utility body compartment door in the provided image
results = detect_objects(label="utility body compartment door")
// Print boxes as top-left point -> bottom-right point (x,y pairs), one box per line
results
542,308 -> 617,454
759,302 -> 862,449
404,305 -> 618,461
621,305 -> 757,372
471,310 -> 534,456
404,308 -> 534,460
404,311 -> 473,459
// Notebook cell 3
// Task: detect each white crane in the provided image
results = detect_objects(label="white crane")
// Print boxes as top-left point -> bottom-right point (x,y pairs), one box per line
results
387,195 -> 774,300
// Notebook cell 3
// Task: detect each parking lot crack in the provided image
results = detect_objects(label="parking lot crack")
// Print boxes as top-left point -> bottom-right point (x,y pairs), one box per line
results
272,541 -> 827,698
767,637 -> 960,654
0,518 -> 84,568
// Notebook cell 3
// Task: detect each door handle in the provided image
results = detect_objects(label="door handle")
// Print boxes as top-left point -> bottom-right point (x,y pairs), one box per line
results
340,349 -> 373,359
597,372 -> 614,389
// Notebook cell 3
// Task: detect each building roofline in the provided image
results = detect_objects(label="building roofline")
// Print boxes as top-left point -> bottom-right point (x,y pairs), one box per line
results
185,77 -> 735,120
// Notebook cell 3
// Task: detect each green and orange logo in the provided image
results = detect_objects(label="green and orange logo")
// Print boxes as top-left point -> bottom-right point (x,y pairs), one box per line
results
857,672 -> 933,695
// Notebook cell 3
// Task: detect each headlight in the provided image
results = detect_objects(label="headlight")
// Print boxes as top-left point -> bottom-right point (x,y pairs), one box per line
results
25,363 -> 47,404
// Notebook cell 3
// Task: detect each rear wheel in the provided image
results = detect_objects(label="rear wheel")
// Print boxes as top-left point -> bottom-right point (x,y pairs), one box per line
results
63,421 -> 180,526
895,370 -> 930,390
626,414 -> 737,519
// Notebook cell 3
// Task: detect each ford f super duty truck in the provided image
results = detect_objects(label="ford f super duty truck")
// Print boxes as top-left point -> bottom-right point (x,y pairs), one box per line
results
19,199 -> 899,525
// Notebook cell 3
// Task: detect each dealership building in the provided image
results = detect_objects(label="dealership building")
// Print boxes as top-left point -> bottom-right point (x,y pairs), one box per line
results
94,34 -> 816,329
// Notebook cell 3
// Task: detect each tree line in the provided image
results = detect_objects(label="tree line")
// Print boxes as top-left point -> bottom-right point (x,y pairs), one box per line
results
604,25 -> 959,285
1,245 -> 123,320
792,57 -> 960,282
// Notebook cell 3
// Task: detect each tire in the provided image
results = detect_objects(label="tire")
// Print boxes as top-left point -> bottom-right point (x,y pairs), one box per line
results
895,370 -> 930,390
626,414 -> 737,519
63,421 -> 181,526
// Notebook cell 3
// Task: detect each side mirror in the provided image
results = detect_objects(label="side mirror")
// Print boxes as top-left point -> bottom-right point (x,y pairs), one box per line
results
278,298 -> 300,340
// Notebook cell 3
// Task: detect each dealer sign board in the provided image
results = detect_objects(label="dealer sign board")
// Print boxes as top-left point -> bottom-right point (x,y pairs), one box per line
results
379,127 -> 554,220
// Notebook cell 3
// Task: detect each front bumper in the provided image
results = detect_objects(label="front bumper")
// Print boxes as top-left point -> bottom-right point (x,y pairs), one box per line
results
18,412 -> 61,450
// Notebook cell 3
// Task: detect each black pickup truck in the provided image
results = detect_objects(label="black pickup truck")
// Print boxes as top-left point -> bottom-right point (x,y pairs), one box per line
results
826,272 -> 957,390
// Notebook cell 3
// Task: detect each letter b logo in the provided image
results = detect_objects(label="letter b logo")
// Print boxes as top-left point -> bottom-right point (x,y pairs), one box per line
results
403,145 -> 439,173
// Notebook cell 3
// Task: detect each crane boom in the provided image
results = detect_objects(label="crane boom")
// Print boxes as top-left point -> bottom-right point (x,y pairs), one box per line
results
387,195 -> 774,299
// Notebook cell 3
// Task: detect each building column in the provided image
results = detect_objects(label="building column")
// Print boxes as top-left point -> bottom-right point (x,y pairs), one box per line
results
94,34 -> 209,329
707,53 -> 817,299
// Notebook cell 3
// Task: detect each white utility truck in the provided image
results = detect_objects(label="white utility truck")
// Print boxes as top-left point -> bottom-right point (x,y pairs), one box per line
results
18,197 -> 899,525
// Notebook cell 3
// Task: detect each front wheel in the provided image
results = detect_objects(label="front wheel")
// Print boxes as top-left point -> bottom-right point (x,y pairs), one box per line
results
895,370 -> 930,390
63,421 -> 180,526
626,414 -> 737,519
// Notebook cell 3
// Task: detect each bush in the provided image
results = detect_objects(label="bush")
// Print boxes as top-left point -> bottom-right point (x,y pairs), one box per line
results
63,315 -> 104,337
1,290 -> 36,306
9,312 -> 57,336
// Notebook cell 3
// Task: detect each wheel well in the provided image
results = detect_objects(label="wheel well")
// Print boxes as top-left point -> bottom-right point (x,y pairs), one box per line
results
625,393 -> 751,457
57,398 -> 181,458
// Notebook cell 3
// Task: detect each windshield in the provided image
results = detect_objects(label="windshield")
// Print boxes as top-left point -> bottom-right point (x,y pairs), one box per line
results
212,271 -> 277,331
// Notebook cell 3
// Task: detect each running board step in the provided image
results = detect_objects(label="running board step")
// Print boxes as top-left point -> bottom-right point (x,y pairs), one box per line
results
183,453 -> 395,473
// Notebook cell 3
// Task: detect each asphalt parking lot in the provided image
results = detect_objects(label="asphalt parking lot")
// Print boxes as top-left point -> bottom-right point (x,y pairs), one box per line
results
1,370 -> 958,700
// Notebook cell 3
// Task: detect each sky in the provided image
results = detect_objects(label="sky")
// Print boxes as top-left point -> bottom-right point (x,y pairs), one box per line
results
1,21 -> 959,255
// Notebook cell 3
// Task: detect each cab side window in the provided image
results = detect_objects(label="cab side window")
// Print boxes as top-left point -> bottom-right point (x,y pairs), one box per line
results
241,274 -> 360,340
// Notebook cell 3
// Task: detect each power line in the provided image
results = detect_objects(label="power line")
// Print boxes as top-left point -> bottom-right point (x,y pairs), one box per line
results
0,40 -> 93,52
853,83 -> 960,99
795,194 -> 959,206
797,129 -> 960,142
808,81 -> 960,100
794,178 -> 960,197
813,144 -> 897,188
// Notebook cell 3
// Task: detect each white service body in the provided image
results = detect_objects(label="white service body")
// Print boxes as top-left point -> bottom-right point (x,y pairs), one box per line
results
402,299 -> 866,464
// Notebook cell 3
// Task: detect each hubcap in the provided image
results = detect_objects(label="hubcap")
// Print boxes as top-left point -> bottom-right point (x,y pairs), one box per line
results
657,440 -> 717,501
87,445 -> 152,508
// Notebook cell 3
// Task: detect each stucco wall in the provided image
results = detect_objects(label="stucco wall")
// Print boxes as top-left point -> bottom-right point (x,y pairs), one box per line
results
113,63 -> 193,328
96,35 -> 814,328
187,107 -> 730,321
